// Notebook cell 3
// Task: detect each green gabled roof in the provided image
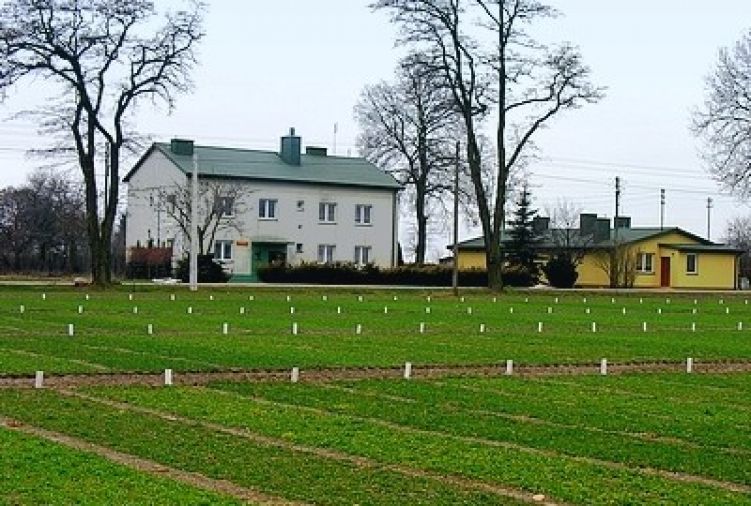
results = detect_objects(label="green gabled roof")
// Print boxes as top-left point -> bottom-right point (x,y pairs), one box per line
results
124,143 -> 401,190
452,227 -> 722,250
660,243 -> 744,254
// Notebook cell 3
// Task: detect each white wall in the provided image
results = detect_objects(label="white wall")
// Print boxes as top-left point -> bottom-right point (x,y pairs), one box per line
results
125,151 -> 399,275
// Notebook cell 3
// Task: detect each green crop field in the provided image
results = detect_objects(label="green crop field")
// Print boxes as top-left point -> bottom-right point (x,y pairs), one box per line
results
0,286 -> 750,504
0,286 -> 750,374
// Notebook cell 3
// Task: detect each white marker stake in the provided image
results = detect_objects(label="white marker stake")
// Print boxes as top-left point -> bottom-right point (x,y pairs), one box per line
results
642,322 -> 648,332
720,299 -> 725,305
657,308 -> 662,315
384,306 -> 388,314
170,294 -> 176,301
746,299 -> 749,305
537,322 -> 543,333
525,297 -> 529,303
358,295 -> 363,302
35,371 -> 44,389
164,369 -> 173,386
611,297 -> 615,304
686,357 -> 694,373
738,322 -> 744,331
322,295 -> 328,301
666,298 -> 671,304
19,305 -> 24,314
479,323 -> 486,333
639,298 -> 643,304
292,322 -> 298,335
248,295 -> 255,301
78,305 -> 83,314
425,307 -> 431,314
586,308 -> 591,315
290,306 -> 295,315
583,297 -> 587,304
460,296 -> 465,303
509,307 -> 514,314
404,362 -> 412,379
467,307 -> 473,315
692,308 -> 697,315
426,296 -> 431,303
591,322 -> 597,333
147,324 -> 153,336
133,306 -> 138,315
222,323 -> 229,335
129,294 -> 133,301
493,297 -> 497,303
622,307 -> 627,315
505,359 -> 513,376
600,358 -> 608,376
419,322 -> 425,334
547,306 -> 553,314
85,294 -> 90,301
41,293 -> 46,300
291,367 -> 300,383
337,306 -> 342,315
393,296 -> 398,301
67,324 -> 74,337
286,295 -> 291,302
726,307 -> 731,314
691,322 -> 696,332
187,307 -> 193,314
694,299 -> 697,305
554,297 -> 559,304
356,324 -> 362,335
240,307 -> 245,315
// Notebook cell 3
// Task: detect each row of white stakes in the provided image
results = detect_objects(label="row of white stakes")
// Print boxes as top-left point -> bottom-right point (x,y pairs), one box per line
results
31,357 -> 699,389
60,318 -> 746,337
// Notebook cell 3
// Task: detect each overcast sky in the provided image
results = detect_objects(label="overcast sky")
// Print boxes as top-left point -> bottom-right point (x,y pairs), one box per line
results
0,0 -> 749,260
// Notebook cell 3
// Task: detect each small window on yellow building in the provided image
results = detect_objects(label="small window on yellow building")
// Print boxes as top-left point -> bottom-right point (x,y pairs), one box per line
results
686,253 -> 698,274
636,253 -> 654,273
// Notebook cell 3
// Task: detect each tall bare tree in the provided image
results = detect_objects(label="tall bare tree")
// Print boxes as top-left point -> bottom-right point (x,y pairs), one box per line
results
0,0 -> 205,285
355,55 -> 460,264
693,30 -> 751,196
372,0 -> 604,290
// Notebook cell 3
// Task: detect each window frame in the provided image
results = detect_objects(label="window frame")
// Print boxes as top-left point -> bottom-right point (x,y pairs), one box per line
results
317,244 -> 335,264
686,253 -> 698,275
319,202 -> 337,223
636,252 -> 654,273
215,196 -> 235,218
354,245 -> 372,266
214,240 -> 233,262
355,204 -> 372,226
258,198 -> 278,220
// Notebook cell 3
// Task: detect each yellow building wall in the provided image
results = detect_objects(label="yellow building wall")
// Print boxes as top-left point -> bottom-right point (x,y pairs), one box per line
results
457,230 -> 737,289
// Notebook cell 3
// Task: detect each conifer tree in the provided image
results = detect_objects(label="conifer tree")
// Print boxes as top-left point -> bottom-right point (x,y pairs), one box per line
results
506,184 -> 540,277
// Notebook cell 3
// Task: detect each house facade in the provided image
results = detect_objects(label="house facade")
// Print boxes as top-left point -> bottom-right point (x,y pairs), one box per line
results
453,214 -> 742,290
124,129 -> 401,280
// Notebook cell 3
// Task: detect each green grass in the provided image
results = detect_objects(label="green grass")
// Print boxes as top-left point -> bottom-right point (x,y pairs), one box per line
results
1,287 -> 750,374
0,427 -> 241,505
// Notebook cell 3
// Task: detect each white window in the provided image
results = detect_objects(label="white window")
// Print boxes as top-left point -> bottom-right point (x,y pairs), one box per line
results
317,244 -> 335,264
636,252 -> 654,273
355,204 -> 372,225
259,198 -> 277,219
319,202 -> 336,223
215,196 -> 234,217
354,246 -> 372,266
686,253 -> 698,274
214,240 -> 233,261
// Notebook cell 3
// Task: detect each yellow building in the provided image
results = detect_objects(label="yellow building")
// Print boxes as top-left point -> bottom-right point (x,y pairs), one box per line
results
454,214 -> 742,290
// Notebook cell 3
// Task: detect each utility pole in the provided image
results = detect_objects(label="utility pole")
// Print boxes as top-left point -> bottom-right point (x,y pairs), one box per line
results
660,189 -> 665,231
452,141 -> 460,296
189,152 -> 199,291
614,176 -> 621,240
706,197 -> 713,240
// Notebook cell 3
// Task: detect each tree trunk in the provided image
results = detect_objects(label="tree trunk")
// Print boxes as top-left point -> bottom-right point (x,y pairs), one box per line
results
415,183 -> 427,265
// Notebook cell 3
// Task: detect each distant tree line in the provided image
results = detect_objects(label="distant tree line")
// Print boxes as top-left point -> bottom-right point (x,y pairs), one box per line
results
0,170 -> 90,275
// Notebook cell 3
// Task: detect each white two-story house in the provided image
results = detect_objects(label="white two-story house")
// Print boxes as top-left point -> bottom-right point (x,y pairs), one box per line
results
124,129 -> 401,281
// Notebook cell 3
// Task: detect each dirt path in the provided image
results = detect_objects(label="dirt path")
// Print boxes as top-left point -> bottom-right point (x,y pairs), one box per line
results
0,417 -> 305,506
63,389 -> 566,506
2,359 -> 750,389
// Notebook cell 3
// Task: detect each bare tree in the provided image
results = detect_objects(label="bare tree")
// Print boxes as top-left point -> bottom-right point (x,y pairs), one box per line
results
545,199 -> 590,264
724,215 -> 751,280
355,54 -> 461,264
157,181 -> 251,256
0,0 -> 205,285
592,241 -> 637,289
693,30 -> 751,196
372,0 -> 604,290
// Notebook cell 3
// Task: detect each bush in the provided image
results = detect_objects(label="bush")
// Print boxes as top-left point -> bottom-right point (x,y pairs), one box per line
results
257,263 -> 533,287
126,247 -> 172,279
501,264 -> 538,287
542,255 -> 579,288
175,255 -> 230,283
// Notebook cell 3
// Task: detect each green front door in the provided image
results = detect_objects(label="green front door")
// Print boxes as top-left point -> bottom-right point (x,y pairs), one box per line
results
250,243 -> 288,281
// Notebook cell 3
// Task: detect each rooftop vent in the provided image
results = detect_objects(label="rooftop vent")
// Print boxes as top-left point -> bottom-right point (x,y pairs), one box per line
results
306,146 -> 328,157
280,127 -> 301,166
170,138 -> 194,156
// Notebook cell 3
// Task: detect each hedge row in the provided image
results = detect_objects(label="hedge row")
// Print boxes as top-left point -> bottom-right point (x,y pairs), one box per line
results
258,263 -> 537,287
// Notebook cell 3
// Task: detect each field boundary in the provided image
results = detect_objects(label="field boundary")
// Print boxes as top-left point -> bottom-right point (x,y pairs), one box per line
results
2,359 -> 751,389
0,417 -> 304,506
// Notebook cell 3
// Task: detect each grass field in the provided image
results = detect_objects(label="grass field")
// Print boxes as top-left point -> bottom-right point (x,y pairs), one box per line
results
1,286 -> 751,374
1,286 -> 750,504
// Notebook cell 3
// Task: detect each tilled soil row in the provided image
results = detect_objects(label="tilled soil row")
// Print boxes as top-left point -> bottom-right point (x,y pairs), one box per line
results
1,359 -> 750,389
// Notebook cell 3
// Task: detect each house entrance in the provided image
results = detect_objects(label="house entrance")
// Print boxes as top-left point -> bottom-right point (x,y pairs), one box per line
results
250,242 -> 288,281
660,257 -> 671,287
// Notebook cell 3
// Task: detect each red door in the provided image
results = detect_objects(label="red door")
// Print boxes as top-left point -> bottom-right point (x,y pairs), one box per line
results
660,257 -> 671,287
